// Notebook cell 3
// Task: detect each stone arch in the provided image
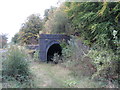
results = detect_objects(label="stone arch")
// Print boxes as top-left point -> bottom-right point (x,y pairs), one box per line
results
39,34 -> 70,62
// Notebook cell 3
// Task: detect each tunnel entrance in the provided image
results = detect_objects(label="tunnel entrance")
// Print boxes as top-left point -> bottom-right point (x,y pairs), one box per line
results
47,44 -> 62,62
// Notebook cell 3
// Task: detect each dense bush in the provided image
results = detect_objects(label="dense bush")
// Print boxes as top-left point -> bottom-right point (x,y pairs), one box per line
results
62,37 -> 96,77
14,14 -> 43,45
2,46 -> 31,83
61,36 -> 119,87
43,3 -> 73,35
65,2 -> 120,50
87,48 -> 119,88
64,2 -> 120,87
87,48 -> 119,79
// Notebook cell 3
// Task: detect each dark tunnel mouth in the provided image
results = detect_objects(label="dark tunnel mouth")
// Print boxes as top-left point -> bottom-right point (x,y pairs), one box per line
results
47,44 -> 62,62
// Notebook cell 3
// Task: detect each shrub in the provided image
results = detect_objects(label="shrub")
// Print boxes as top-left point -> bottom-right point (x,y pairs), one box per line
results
2,45 -> 31,83
62,37 -> 95,77
87,48 -> 119,84
62,37 -> 82,63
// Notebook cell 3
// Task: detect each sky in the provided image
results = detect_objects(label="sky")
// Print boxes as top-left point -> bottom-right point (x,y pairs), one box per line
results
0,0 -> 62,42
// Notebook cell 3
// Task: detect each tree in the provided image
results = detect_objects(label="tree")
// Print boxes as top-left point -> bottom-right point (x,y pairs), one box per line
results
12,33 -> 20,44
19,14 -> 43,45
44,6 -> 57,22
0,33 -> 8,48
65,2 -> 120,50
43,4 -> 72,34
65,2 -> 120,83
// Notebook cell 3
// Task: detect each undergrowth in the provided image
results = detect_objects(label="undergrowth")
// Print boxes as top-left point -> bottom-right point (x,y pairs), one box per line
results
2,45 -> 35,88
60,36 -> 119,88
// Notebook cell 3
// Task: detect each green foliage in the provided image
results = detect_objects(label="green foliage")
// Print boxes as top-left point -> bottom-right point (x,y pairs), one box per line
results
62,39 -> 75,63
44,3 -> 72,34
18,14 -> 43,45
9,2 -> 119,87
87,48 -> 119,79
44,6 -> 57,22
65,2 -> 120,50
62,36 -> 84,63
86,46 -> 120,88
2,45 -> 31,83
64,2 -> 120,86
12,33 -> 20,44
62,37 -> 96,77
86,26 -> 119,83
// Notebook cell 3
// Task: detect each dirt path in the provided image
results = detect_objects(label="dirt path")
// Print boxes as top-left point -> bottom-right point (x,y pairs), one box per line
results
30,62 -> 77,88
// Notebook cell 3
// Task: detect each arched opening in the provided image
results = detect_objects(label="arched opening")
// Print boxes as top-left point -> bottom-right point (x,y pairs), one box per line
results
47,44 -> 62,62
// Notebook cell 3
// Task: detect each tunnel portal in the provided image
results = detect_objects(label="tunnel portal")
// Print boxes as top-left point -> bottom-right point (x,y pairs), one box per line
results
47,44 -> 62,62
39,34 -> 70,62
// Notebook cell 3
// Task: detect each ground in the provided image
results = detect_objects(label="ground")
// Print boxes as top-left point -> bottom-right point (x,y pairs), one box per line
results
30,62 -> 75,88
1,55 -> 103,88
29,61 -> 102,88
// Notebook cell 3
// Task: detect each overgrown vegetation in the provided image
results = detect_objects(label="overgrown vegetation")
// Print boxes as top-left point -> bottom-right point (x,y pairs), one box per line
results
43,4 -> 72,34
61,37 -> 95,77
2,46 -> 34,88
10,1 -> 120,88
62,2 -> 120,88
87,48 -> 119,87
65,2 -> 120,47
60,36 -> 119,88
12,14 -> 43,45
